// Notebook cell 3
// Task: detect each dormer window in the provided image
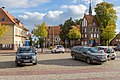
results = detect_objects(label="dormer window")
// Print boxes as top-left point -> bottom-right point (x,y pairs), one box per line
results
93,22 -> 96,26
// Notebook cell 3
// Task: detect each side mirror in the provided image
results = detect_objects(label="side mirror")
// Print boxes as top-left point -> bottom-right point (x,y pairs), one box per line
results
100,50 -> 104,53
35,50 -> 37,54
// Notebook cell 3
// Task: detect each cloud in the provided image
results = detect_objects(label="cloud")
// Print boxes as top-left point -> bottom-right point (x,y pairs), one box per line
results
115,28 -> 120,34
0,0 -> 50,8
71,0 -> 81,3
61,4 -> 87,18
18,4 -> 87,30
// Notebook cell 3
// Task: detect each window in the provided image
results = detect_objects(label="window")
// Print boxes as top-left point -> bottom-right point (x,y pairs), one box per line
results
82,34 -> 84,38
82,21 -> 84,27
82,41 -> 84,45
2,44 -> 12,48
97,28 -> 99,32
93,22 -> 96,26
94,34 -> 96,38
116,39 -> 118,41
85,19 -> 87,26
15,29 -> 18,35
85,34 -> 87,38
85,41 -> 87,45
0,18 -> 5,22
97,34 -> 99,38
91,34 -> 93,38
84,28 -> 86,33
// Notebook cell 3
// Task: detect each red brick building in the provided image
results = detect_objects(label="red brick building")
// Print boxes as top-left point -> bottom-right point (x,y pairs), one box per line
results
110,33 -> 120,46
80,3 -> 100,46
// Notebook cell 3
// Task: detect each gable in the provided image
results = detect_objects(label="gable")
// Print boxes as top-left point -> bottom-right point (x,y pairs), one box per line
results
0,9 -> 14,24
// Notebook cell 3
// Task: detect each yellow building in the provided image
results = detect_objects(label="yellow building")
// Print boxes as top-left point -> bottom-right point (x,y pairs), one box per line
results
0,8 -> 29,50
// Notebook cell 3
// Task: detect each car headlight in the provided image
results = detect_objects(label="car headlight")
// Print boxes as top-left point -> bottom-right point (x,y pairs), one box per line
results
16,55 -> 21,59
32,55 -> 36,59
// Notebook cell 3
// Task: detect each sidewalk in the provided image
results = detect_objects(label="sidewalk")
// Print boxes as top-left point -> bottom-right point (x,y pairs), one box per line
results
0,50 -> 16,53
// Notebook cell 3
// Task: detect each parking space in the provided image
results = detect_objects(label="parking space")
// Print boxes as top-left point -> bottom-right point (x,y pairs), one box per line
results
0,51 -> 120,80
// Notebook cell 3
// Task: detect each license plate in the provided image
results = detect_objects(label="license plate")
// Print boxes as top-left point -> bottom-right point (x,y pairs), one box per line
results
24,60 -> 30,62
101,59 -> 105,61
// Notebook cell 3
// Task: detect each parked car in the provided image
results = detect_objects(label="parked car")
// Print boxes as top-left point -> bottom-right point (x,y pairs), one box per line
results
114,46 -> 120,51
96,46 -> 116,60
51,45 -> 65,53
71,46 -> 107,64
15,46 -> 37,66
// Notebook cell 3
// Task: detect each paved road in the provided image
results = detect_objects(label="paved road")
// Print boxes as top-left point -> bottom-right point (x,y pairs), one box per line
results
0,51 -> 120,80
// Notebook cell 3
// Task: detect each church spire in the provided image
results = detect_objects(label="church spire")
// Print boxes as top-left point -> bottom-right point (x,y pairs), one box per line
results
89,0 -> 92,15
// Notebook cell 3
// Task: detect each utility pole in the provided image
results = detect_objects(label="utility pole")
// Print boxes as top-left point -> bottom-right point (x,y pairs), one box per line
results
52,27 -> 54,46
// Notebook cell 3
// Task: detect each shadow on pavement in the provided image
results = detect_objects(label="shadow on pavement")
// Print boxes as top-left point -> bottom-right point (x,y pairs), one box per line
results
38,58 -> 95,66
0,61 -> 16,69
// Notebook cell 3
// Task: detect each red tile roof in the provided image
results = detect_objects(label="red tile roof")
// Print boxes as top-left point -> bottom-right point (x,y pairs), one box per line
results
0,8 -> 29,31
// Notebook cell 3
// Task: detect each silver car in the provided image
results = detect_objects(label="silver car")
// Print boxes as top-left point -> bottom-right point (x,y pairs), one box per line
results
96,46 -> 116,60
15,46 -> 37,66
51,45 -> 65,53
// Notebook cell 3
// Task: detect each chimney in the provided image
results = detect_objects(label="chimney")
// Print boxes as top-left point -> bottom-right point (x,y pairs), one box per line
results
2,7 -> 5,9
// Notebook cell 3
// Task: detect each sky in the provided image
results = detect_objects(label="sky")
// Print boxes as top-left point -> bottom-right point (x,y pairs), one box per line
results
0,0 -> 120,33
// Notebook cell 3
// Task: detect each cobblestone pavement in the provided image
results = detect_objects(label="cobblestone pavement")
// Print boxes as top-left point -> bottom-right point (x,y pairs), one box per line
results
0,51 -> 120,80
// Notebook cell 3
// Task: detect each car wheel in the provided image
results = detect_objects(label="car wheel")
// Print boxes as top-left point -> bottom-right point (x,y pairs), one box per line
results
33,59 -> 37,65
72,54 -> 76,60
86,58 -> 91,64
111,58 -> 115,60
62,52 -> 64,53
33,63 -> 37,65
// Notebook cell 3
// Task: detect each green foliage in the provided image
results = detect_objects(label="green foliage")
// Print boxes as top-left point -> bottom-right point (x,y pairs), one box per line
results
60,18 -> 76,40
74,19 -> 82,25
101,26 -> 115,42
68,26 -> 81,39
95,2 -> 117,45
95,2 -> 117,29
33,22 -> 48,38
0,24 -> 9,37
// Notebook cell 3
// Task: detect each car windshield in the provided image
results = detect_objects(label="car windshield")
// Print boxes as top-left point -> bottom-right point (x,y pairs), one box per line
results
57,45 -> 63,48
18,48 -> 34,53
105,48 -> 114,53
88,48 -> 100,53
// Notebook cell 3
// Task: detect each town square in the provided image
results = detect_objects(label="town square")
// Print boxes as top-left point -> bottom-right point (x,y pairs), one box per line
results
0,0 -> 120,80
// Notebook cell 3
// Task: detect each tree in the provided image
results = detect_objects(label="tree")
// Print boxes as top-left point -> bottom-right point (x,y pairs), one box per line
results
68,26 -> 81,46
95,2 -> 117,45
74,19 -> 82,25
101,25 -> 115,46
0,24 -> 9,37
60,18 -> 75,47
33,22 -> 48,52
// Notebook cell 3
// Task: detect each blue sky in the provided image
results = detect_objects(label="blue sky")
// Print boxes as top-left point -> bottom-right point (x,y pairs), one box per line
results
0,0 -> 120,33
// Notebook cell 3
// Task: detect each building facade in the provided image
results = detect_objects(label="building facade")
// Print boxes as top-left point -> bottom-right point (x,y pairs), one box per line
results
0,8 -> 29,50
110,33 -> 120,46
46,26 -> 61,47
80,3 -> 100,46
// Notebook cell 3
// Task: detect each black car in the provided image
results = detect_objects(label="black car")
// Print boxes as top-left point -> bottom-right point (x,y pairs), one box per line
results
71,46 -> 107,64
15,46 -> 37,66
114,46 -> 120,51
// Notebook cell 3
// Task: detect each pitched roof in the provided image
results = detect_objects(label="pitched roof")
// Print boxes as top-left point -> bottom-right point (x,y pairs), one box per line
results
84,14 -> 97,26
0,8 -> 29,31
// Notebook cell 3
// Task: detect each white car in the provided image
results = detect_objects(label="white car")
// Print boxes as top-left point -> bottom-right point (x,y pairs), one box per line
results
96,46 -> 116,60
51,45 -> 65,53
